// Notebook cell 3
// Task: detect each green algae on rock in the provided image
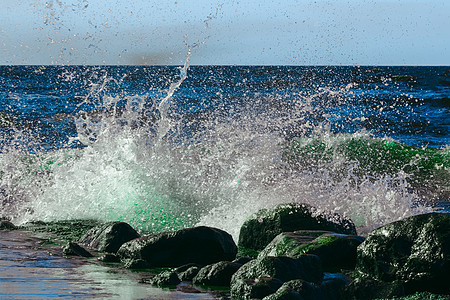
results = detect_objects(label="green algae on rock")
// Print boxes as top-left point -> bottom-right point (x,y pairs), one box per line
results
262,278 -> 347,300
238,203 -> 356,255
230,255 -> 323,299
193,260 -> 243,287
355,213 -> 450,295
258,230 -> 365,272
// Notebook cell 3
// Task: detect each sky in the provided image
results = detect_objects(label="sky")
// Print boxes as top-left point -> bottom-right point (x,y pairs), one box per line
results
1,0 -> 449,65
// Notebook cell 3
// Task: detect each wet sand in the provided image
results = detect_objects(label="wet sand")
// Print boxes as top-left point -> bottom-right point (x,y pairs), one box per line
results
0,230 -> 216,299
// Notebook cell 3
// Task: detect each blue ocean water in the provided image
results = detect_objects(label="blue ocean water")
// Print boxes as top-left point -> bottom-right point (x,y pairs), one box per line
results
0,65 -> 449,237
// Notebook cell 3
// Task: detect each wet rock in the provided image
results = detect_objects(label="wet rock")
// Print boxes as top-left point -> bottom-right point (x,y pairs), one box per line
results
175,263 -> 203,281
179,266 -> 201,281
62,242 -> 93,258
262,277 -> 347,300
122,258 -> 150,269
0,220 -> 17,230
355,213 -> 450,295
262,279 -> 318,300
243,277 -> 284,299
117,226 -> 237,268
98,253 -> 121,263
258,230 -> 364,272
193,261 -> 243,286
230,255 -> 322,299
150,270 -> 181,287
238,203 -> 356,255
79,221 -> 140,253
344,278 -> 405,300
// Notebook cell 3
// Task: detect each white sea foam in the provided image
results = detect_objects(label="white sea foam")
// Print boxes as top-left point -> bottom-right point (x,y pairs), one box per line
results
0,62 -> 432,241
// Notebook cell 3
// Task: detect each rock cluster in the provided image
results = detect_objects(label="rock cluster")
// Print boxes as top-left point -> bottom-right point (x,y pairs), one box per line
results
7,202 -> 450,299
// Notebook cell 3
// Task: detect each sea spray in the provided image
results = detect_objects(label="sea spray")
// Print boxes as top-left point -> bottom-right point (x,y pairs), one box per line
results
1,65 -> 444,240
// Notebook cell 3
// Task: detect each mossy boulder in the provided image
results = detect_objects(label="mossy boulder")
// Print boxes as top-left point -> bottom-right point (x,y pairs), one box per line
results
117,226 -> 237,268
178,265 -> 201,281
0,220 -> 17,230
79,221 -> 140,253
262,278 -> 347,300
238,203 -> 356,255
150,270 -> 181,287
344,278 -> 405,300
193,260 -> 243,286
230,255 -> 322,299
62,242 -> 93,257
258,230 -> 364,272
355,213 -> 450,295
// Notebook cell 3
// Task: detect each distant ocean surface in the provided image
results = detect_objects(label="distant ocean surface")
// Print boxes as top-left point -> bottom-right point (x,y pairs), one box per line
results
0,65 -> 449,238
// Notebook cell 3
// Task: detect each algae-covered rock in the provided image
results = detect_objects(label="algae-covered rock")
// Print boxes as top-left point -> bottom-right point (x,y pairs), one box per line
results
79,221 -> 140,253
150,270 -> 181,287
117,226 -> 237,268
238,203 -> 356,254
258,230 -> 364,272
193,260 -> 243,286
262,278 -> 347,300
0,220 -> 17,230
230,255 -> 322,299
344,278 -> 405,300
262,279 -> 311,300
62,242 -> 93,258
175,263 -> 203,281
178,265 -> 201,281
242,277 -> 284,299
355,213 -> 450,295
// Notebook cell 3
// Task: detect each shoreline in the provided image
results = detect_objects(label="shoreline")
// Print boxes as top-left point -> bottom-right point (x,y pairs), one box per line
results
1,203 -> 450,300
0,229 -> 218,299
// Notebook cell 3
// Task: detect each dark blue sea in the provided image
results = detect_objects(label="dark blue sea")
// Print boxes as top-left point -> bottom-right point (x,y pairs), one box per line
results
0,65 -> 449,238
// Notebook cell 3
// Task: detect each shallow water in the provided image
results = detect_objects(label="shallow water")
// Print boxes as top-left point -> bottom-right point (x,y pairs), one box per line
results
0,230 -> 217,299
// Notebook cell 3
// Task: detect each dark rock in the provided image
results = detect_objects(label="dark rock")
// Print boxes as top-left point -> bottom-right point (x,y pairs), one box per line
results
259,230 -> 364,272
238,203 -> 356,254
230,255 -> 323,299
247,277 -> 284,299
262,279 -> 317,300
355,213 -> 450,294
0,220 -> 17,230
150,270 -> 181,287
79,221 -> 140,253
193,261 -> 243,286
175,263 -> 203,281
117,226 -> 237,268
344,278 -> 405,300
62,242 -> 93,257
233,256 -> 254,265
122,259 -> 150,269
179,266 -> 201,281
319,277 -> 348,300
263,278 -> 347,300
98,253 -> 121,262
